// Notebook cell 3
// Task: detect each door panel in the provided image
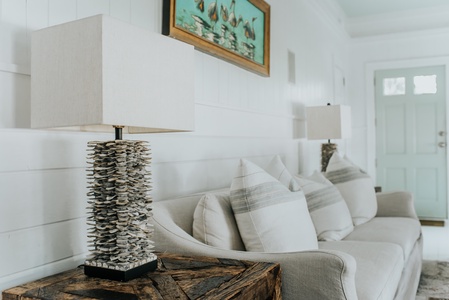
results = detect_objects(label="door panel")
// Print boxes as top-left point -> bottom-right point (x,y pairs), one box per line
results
376,65 -> 447,220
415,103 -> 437,154
385,104 -> 406,154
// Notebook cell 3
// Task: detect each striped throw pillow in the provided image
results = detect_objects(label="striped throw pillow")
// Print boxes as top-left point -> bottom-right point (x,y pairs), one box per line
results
324,153 -> 377,226
296,171 -> 354,241
230,159 -> 318,252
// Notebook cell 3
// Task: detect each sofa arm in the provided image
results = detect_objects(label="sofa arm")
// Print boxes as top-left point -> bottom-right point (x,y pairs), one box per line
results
376,191 -> 418,219
153,218 -> 358,300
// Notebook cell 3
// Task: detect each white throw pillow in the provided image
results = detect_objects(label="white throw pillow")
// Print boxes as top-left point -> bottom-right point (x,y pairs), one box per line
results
230,159 -> 318,252
265,155 -> 301,192
324,152 -> 377,226
296,171 -> 354,241
193,191 -> 245,251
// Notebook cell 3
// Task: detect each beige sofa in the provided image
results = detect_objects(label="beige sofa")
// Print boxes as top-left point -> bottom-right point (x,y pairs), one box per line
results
152,189 -> 422,300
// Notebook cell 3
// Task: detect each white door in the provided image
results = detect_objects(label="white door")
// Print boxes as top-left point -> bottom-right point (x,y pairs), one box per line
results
375,65 -> 447,220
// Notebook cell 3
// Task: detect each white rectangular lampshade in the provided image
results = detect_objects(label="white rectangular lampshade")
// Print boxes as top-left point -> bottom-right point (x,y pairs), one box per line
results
31,14 -> 195,133
306,105 -> 351,140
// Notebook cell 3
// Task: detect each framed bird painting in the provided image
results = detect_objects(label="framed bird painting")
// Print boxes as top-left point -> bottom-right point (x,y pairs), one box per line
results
163,0 -> 270,77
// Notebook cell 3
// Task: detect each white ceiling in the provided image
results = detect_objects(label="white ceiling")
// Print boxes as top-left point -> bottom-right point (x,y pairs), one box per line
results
334,0 -> 449,18
332,0 -> 449,37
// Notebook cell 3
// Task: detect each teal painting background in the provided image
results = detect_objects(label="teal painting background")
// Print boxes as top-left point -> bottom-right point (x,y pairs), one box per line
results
174,0 -> 265,65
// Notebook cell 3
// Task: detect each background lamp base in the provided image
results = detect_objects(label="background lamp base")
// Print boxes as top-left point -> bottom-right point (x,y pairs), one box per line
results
321,143 -> 337,172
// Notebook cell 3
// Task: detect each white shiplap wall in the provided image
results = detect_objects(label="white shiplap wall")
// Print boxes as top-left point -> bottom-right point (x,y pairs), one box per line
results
0,0 -> 349,293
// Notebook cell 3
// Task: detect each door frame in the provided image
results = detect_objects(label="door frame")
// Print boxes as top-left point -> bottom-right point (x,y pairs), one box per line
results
365,57 -> 449,219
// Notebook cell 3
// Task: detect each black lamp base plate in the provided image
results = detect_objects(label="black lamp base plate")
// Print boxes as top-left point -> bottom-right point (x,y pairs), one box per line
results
84,259 -> 158,282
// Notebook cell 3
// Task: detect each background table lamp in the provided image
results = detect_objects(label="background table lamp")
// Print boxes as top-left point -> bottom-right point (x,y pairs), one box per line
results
31,15 -> 195,281
306,103 -> 351,172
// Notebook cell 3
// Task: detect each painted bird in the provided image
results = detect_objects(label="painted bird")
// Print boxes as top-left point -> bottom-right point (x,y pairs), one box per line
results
228,0 -> 242,29
220,3 -> 229,22
208,0 -> 219,29
195,0 -> 204,12
243,17 -> 257,40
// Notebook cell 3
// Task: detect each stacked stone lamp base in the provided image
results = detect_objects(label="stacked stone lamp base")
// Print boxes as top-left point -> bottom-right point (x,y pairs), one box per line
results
84,140 -> 157,281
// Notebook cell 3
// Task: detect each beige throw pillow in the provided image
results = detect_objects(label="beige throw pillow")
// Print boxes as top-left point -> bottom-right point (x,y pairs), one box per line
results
193,191 -> 245,250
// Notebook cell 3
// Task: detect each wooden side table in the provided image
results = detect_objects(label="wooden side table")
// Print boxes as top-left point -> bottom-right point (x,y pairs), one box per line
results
3,252 -> 282,299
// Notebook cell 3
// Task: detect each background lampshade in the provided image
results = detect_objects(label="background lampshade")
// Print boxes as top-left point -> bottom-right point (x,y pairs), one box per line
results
31,14 -> 194,133
306,104 -> 352,140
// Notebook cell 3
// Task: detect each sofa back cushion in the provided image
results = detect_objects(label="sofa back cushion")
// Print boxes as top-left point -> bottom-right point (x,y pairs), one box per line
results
230,159 -> 318,252
192,190 -> 246,251
296,171 -> 353,241
324,153 -> 377,226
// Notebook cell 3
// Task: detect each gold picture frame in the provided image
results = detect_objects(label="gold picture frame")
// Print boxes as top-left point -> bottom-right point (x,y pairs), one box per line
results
163,0 -> 270,77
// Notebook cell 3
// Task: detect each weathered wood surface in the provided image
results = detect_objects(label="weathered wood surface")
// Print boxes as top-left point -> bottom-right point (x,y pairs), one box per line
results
3,252 -> 282,300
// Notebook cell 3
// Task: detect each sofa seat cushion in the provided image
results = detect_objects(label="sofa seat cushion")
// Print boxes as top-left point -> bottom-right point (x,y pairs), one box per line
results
320,241 -> 404,300
343,217 -> 421,262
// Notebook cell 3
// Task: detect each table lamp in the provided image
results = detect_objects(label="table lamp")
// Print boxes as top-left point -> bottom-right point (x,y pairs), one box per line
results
31,14 -> 195,281
306,103 -> 351,172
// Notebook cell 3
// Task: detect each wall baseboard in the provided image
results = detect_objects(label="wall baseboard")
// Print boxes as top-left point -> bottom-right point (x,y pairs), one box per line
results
420,220 -> 445,227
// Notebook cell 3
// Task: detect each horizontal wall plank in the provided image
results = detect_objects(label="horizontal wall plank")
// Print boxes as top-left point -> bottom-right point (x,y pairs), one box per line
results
0,218 -> 87,278
0,129 -> 100,173
194,103 -> 295,138
0,169 -> 87,233
151,135 -> 296,164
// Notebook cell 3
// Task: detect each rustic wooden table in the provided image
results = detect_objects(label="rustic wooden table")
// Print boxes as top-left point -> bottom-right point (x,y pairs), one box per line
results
3,252 -> 282,299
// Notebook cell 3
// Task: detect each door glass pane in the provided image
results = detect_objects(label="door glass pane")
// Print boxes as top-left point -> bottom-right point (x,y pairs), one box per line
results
383,77 -> 405,96
414,75 -> 437,95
